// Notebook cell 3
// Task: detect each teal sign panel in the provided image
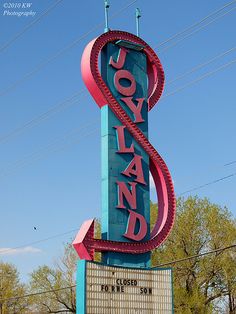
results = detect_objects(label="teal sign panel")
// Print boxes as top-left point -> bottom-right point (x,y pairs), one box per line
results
101,42 -> 150,267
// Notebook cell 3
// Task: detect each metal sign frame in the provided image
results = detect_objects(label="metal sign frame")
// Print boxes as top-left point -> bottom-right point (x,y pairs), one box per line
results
77,261 -> 174,314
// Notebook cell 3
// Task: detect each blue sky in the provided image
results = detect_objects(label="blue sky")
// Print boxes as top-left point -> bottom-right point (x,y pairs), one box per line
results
0,0 -> 235,281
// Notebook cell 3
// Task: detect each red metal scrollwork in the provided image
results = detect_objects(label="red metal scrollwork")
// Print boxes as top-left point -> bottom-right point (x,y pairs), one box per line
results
73,31 -> 176,260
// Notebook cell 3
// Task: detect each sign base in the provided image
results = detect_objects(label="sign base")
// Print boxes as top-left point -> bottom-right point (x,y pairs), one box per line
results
76,260 -> 174,313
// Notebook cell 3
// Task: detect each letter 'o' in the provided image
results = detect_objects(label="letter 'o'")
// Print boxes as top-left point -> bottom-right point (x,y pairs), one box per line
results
114,70 -> 136,96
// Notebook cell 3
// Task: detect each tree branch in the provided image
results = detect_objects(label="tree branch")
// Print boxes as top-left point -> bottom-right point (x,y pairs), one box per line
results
205,291 -> 229,305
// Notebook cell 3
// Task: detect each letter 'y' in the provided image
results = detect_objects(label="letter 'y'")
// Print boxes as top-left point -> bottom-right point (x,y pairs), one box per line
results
121,97 -> 145,123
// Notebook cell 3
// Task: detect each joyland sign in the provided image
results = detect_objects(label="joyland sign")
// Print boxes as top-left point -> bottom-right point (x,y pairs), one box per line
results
73,30 -> 176,313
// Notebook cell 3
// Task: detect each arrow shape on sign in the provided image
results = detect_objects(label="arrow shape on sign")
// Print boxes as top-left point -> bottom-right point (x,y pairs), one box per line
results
73,200 -> 173,261
73,219 -> 95,261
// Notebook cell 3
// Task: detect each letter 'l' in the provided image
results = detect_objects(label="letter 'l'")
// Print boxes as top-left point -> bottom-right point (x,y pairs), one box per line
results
114,125 -> 134,153
124,209 -> 147,241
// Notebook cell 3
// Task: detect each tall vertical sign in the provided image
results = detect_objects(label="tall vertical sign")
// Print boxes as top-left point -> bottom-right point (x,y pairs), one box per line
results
101,42 -> 150,267
73,30 -> 176,313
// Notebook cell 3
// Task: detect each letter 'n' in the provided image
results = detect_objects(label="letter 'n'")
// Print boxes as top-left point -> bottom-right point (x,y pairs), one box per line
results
116,181 -> 137,210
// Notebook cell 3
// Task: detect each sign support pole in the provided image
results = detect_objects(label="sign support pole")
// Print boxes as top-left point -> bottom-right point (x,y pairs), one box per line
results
104,0 -> 110,32
136,8 -> 141,37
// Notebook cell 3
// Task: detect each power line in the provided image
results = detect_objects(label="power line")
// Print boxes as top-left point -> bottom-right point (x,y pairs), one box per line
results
155,0 -> 236,50
1,169 -> 235,256
0,217 -> 102,257
0,0 -> 64,53
158,6 -> 236,53
1,42 -> 235,146
178,172 -> 236,196
0,123 -> 98,178
0,55 -> 235,182
167,46 -> 236,85
0,46 -> 234,182
152,244 -> 236,268
0,89 -> 86,144
0,244 -> 235,303
0,285 -> 76,303
1,0 -> 234,97
162,57 -> 236,99
0,32 -> 96,97
0,230 -> 79,255
0,1 -> 235,145
167,158 -> 236,195
224,160 -> 236,166
0,0 -> 137,97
